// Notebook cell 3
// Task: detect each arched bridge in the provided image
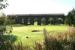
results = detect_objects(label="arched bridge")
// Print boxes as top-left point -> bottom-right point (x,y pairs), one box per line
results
8,14 -> 65,25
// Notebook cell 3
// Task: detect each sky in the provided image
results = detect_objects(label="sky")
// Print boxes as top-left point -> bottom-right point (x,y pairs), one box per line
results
3,0 -> 75,15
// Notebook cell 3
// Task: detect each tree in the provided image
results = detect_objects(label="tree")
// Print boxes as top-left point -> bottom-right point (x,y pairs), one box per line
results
0,0 -> 8,9
0,0 -> 8,34
66,8 -> 75,26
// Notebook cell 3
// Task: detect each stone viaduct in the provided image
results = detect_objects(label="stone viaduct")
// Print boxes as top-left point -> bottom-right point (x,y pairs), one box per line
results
8,14 -> 65,25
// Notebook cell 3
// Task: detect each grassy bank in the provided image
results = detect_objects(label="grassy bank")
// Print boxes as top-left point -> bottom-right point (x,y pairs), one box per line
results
11,25 -> 68,46
2,25 -> 75,50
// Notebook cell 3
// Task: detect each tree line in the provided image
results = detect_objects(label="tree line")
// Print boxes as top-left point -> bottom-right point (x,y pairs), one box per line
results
65,8 -> 75,26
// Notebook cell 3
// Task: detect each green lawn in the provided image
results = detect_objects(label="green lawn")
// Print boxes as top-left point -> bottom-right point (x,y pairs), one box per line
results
11,25 -> 68,46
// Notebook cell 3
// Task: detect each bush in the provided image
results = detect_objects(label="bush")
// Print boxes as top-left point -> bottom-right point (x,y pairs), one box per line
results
0,17 -> 5,25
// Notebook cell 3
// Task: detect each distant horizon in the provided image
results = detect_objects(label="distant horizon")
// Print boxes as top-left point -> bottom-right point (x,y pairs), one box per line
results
3,0 -> 75,15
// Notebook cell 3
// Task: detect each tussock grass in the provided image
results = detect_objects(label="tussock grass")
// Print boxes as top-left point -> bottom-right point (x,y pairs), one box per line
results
43,26 -> 75,50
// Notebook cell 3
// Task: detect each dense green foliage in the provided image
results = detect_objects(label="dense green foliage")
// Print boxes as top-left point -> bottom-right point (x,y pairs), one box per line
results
0,0 -> 8,9
66,8 -> 75,26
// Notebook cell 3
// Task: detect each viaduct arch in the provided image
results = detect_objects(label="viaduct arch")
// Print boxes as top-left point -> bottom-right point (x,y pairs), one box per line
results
8,14 -> 65,25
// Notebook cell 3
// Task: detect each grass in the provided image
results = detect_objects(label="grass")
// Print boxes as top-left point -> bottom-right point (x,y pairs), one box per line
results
11,25 -> 68,47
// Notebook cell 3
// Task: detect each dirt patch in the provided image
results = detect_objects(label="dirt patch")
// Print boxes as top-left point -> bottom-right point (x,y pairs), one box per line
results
32,30 -> 42,32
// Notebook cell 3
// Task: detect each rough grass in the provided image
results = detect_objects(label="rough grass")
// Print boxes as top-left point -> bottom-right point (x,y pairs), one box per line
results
11,25 -> 68,46
44,26 -> 75,50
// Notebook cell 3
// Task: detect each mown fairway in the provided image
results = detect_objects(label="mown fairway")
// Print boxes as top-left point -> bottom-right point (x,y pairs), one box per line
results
11,25 -> 68,46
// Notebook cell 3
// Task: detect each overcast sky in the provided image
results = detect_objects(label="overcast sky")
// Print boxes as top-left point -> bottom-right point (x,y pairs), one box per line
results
3,0 -> 75,15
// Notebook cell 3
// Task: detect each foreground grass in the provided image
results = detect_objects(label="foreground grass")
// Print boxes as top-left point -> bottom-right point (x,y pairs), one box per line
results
11,25 -> 68,46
